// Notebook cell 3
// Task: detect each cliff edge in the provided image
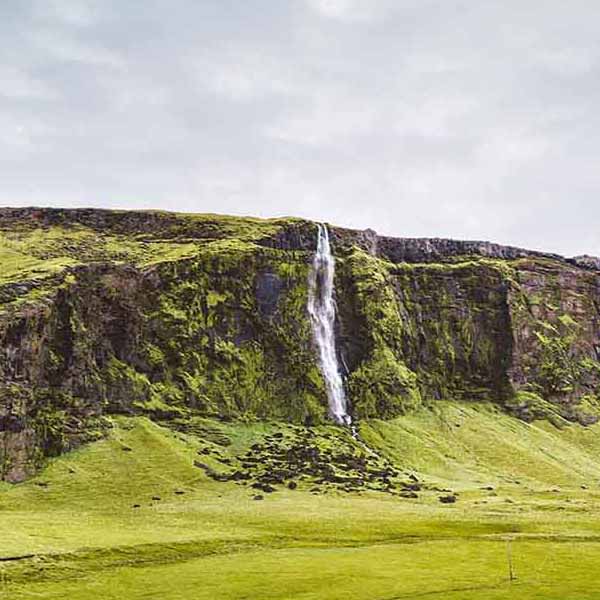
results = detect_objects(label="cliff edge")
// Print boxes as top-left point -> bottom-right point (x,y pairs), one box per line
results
2,207 -> 600,481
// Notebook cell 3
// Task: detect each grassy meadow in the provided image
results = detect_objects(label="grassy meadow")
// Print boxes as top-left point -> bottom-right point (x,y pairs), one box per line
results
3,402 -> 600,599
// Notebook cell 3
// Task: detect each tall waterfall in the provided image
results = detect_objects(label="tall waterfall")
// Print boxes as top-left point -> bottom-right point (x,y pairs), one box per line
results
308,224 -> 351,426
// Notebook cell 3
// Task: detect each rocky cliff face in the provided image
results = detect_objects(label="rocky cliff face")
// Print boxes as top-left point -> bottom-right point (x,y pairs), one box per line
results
1,208 -> 600,482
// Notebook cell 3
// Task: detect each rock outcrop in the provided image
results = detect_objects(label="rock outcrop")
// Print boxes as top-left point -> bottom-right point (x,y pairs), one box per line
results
1,207 -> 600,481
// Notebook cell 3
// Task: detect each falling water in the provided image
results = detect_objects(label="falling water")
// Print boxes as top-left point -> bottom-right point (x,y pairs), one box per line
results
308,224 -> 351,426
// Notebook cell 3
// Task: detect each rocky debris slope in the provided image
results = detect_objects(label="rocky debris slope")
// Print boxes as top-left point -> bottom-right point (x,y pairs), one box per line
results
177,421 -> 436,499
1,207 -> 600,482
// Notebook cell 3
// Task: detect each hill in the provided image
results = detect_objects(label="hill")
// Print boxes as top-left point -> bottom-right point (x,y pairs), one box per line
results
3,404 -> 600,598
2,208 -> 600,482
3,209 -> 600,597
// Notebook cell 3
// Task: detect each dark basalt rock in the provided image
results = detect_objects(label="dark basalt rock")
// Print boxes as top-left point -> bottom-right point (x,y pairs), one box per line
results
439,495 -> 457,504
230,471 -> 251,481
251,482 -> 276,493
203,428 -> 412,496
255,271 -> 284,318
374,236 -> 564,265
401,482 -> 421,492
399,491 -> 419,499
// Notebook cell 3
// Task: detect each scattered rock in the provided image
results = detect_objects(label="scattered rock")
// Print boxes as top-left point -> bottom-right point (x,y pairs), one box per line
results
251,482 -> 276,493
399,491 -> 418,499
439,495 -> 457,504
230,470 -> 251,482
252,495 -> 264,501
401,482 -> 421,492
186,427 -> 411,496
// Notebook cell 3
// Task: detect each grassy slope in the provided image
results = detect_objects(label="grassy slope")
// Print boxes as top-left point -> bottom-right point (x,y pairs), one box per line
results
363,402 -> 600,488
3,403 -> 600,598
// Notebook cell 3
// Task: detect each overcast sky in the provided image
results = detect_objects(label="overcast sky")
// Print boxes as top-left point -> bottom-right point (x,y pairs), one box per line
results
1,1 -> 599,256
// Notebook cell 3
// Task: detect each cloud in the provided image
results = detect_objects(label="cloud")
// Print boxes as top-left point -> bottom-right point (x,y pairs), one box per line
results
305,0 -> 385,22
0,66 -> 58,100
26,28 -> 125,68
1,0 -> 600,257
30,0 -> 101,27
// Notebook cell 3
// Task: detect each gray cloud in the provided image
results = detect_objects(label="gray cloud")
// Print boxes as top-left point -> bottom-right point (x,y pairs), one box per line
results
1,0 -> 600,256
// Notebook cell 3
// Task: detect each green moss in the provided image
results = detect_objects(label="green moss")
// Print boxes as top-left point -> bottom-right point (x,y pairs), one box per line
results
0,235 -> 78,284
528,316 -> 599,407
345,249 -> 404,347
131,240 -> 326,424
534,331 -> 581,396
349,347 -> 421,418
206,290 -> 228,308
338,247 -> 520,413
505,390 -> 568,427
340,248 -> 421,418
0,213 -> 306,315
105,358 -> 188,418
558,314 -> 578,328
505,266 -> 600,424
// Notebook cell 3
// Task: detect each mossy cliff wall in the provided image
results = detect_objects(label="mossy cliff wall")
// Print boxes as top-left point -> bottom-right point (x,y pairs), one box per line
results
1,208 -> 600,481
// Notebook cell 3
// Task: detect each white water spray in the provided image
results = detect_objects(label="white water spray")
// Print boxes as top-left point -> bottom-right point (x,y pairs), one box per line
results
308,224 -> 351,426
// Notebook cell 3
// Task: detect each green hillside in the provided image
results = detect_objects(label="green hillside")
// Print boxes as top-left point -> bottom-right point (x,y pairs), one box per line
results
3,404 -> 600,599
3,209 -> 600,598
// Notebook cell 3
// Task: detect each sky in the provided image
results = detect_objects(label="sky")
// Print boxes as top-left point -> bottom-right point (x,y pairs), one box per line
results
1,1 -> 599,257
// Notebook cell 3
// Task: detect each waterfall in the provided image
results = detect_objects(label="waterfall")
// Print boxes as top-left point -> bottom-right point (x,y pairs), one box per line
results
308,224 -> 351,426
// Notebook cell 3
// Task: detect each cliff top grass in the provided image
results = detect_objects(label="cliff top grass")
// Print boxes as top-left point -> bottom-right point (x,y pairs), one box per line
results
1,207 -> 591,294
0,207 -> 303,242
0,211 -> 310,314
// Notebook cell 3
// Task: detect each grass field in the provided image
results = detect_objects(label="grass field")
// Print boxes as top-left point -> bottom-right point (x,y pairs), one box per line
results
3,402 -> 600,599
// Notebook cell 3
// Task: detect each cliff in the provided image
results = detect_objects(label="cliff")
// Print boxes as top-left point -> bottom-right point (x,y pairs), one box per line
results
2,207 -> 600,482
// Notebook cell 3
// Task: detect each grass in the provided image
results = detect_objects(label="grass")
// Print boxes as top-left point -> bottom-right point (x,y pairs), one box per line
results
0,227 -> 199,286
0,212 -> 301,313
3,403 -> 600,598
0,211 -> 303,285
